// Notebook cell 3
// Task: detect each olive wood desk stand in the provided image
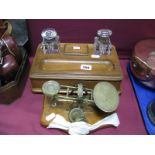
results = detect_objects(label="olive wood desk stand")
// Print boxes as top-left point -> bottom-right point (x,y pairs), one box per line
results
30,43 -> 123,127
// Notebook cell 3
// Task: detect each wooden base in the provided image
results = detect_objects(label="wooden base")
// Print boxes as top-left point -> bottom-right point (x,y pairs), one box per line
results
40,96 -> 112,127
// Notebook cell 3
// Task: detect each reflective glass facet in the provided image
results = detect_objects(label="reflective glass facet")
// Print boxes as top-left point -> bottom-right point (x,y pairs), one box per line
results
94,29 -> 112,55
41,28 -> 60,54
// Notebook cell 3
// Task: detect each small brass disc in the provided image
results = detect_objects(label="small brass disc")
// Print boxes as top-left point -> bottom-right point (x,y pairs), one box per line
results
42,80 -> 60,96
69,108 -> 85,122
93,82 -> 119,112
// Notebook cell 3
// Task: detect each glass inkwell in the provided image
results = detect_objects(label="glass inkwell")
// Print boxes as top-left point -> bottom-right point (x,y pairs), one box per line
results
41,28 -> 60,54
94,29 -> 112,55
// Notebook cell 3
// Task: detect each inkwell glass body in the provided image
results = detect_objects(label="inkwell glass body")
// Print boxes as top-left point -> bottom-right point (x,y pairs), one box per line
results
41,28 -> 60,54
94,29 -> 112,55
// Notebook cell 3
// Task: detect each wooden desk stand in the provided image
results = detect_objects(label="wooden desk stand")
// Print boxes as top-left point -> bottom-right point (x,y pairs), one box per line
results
30,43 -> 123,127
30,43 -> 123,92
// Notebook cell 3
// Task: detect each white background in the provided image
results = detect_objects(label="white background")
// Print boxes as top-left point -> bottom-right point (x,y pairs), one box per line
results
1,0 -> 155,19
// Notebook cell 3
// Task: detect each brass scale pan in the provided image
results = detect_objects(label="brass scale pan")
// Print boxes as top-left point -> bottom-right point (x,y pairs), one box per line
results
42,80 -> 119,113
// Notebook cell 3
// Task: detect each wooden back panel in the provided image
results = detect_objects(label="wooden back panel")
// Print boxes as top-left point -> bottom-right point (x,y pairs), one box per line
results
30,43 -> 123,93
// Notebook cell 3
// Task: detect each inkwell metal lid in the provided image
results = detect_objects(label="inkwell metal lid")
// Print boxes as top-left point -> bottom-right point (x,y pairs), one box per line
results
41,28 -> 57,41
97,29 -> 112,38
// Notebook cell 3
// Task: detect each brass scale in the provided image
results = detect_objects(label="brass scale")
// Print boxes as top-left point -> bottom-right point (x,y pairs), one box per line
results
30,28 -> 123,127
